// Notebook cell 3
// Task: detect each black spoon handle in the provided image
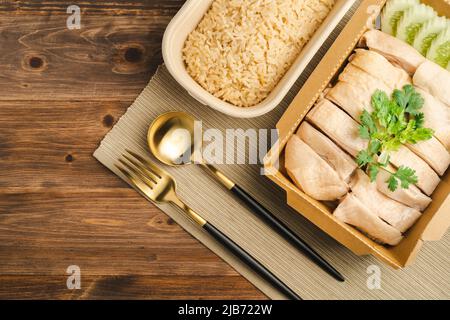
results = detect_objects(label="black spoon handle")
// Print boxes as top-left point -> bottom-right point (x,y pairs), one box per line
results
230,184 -> 344,282
203,222 -> 302,300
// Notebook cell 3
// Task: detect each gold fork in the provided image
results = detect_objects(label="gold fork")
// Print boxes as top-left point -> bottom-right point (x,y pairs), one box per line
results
115,150 -> 301,300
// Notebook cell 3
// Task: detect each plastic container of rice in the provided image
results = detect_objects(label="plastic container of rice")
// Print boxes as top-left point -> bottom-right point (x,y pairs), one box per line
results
162,0 -> 356,118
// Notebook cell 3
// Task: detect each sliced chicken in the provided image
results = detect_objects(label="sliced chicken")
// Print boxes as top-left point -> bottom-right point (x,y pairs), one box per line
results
359,29 -> 425,75
338,64 -> 392,95
334,193 -> 403,245
415,87 -> 450,150
285,135 -> 348,201
308,99 -> 440,195
350,170 -> 421,233
349,49 -> 411,89
407,136 -> 450,176
327,70 -> 447,179
327,81 -> 372,120
329,96 -> 448,178
413,60 -> 450,107
328,64 -> 392,120
389,146 -> 440,196
306,99 -> 368,157
329,54 -> 408,120
296,122 -> 357,182
376,167 -> 431,211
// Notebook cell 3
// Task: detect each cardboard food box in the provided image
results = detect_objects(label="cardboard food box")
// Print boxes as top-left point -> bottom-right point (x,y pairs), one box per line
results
264,0 -> 450,268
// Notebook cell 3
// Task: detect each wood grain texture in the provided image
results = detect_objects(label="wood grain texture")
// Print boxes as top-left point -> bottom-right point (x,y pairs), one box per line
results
0,275 -> 263,300
0,0 -> 266,299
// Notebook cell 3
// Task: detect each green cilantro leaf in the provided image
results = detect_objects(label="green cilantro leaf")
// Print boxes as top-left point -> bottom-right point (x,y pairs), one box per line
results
359,124 -> 370,139
393,88 -> 408,109
399,120 -> 417,144
383,138 -> 402,152
357,86 -> 432,191
378,152 -> 390,167
393,85 -> 424,116
405,90 -> 424,116
369,139 -> 381,154
408,127 -> 434,143
394,166 -> 418,189
387,175 -> 399,192
372,90 -> 391,127
386,166 -> 418,192
356,150 -> 373,168
360,110 -> 377,135
368,164 -> 379,182
415,113 -> 425,128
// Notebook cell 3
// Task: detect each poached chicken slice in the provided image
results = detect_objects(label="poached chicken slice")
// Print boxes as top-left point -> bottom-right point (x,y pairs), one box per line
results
334,193 -> 403,246
296,122 -> 357,183
306,99 -> 368,157
413,60 -> 450,107
407,136 -> 450,176
328,62 -> 392,121
327,81 -> 372,120
285,135 -> 348,201
359,29 -> 425,75
389,146 -> 440,196
415,87 -> 450,150
350,170 -> 421,233
376,166 -> 432,211
338,64 -> 392,94
349,49 -> 411,89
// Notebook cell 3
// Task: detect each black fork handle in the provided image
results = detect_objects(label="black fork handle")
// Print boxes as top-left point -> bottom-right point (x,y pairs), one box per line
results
203,222 -> 302,300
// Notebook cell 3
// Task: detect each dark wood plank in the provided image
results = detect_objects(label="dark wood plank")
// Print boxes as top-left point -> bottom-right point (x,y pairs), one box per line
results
0,4 -> 183,101
0,275 -> 265,300
0,189 -> 265,298
0,1 -> 184,14
0,101 -> 129,190
0,185 -> 264,299
0,190 -> 239,276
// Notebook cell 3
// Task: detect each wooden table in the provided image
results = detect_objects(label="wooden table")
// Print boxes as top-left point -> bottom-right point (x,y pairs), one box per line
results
0,0 -> 265,299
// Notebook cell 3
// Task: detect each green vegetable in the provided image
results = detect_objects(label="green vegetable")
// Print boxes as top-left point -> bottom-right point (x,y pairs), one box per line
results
387,174 -> 399,191
387,166 -> 419,191
368,165 -> 380,182
356,85 -> 434,191
396,3 -> 437,45
381,0 -> 419,36
356,149 -> 374,167
383,0 -> 450,64
427,26 -> 450,68
412,16 -> 448,55
392,84 -> 423,115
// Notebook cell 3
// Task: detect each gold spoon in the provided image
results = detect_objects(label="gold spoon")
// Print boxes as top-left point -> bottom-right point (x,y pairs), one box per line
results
147,111 -> 344,282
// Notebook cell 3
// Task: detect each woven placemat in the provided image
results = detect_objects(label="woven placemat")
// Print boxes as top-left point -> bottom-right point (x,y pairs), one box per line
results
93,4 -> 450,300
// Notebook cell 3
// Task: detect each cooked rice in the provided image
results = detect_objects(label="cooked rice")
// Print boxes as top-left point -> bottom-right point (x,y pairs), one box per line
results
183,0 -> 336,107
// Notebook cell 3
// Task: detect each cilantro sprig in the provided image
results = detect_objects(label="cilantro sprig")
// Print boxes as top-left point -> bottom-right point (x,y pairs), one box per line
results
356,85 -> 433,191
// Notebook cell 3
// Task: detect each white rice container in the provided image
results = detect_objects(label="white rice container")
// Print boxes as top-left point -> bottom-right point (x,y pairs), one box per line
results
162,0 -> 356,118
